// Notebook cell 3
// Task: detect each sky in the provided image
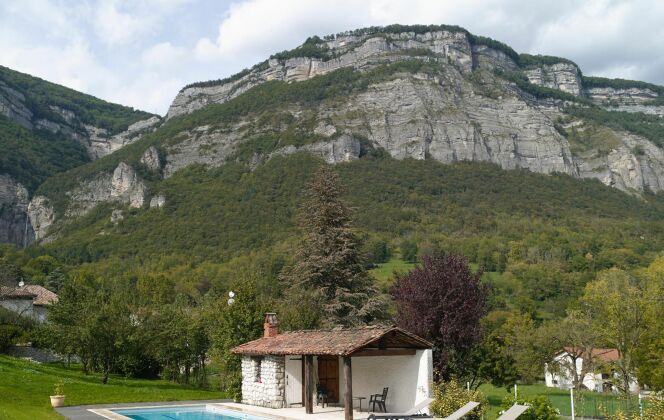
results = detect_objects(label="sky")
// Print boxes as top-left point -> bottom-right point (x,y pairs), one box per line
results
2,0 -> 664,116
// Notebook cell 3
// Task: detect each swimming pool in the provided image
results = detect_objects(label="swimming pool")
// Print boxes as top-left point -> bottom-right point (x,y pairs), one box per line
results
111,405 -> 266,420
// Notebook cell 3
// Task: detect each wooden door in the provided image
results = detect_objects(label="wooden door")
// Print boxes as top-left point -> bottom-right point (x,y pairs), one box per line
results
285,356 -> 303,406
317,356 -> 340,402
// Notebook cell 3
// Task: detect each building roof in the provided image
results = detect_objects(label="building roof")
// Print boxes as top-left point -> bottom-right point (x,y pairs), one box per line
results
231,325 -> 432,356
0,285 -> 58,305
21,285 -> 58,306
561,347 -> 620,363
0,287 -> 35,300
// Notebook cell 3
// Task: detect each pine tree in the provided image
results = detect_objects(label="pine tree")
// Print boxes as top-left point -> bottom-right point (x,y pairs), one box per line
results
281,165 -> 386,327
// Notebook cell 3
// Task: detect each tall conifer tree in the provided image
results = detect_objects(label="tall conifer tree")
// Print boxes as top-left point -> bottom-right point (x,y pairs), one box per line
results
281,165 -> 386,327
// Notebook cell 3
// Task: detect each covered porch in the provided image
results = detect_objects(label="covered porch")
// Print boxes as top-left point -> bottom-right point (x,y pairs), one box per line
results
232,316 -> 433,420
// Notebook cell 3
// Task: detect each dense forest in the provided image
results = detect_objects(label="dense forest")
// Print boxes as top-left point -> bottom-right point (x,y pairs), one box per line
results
13,152 -> 664,323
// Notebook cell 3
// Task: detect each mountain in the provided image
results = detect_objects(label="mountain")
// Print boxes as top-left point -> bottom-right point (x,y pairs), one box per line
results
2,24 -> 664,318
0,65 -> 160,246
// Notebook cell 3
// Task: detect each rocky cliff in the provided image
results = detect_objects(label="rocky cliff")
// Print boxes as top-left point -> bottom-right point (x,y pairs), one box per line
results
166,29 -> 504,119
0,65 -> 160,246
0,77 -> 161,160
0,175 -> 33,246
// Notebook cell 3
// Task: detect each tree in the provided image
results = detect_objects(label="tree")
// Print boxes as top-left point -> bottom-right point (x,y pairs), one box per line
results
0,258 -> 22,298
469,330 -> 519,390
400,240 -> 418,263
280,165 -> 387,327
363,237 -> 391,265
635,257 -> 664,390
581,269 -> 648,395
392,253 -> 487,381
45,274 -> 135,383
205,280 -> 266,400
545,310 -> 603,390
500,312 -> 552,383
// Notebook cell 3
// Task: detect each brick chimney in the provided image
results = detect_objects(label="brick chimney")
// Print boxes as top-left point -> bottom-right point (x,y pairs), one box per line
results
263,313 -> 278,338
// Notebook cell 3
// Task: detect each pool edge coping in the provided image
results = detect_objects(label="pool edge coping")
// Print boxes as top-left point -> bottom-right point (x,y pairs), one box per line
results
87,402 -> 293,420
55,399 -> 233,419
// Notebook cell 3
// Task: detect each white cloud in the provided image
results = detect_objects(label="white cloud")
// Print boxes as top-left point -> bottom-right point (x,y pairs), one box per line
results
94,2 -> 146,46
142,42 -> 188,68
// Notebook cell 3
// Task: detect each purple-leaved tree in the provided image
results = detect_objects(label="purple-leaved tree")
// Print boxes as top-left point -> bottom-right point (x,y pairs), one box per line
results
392,253 -> 488,381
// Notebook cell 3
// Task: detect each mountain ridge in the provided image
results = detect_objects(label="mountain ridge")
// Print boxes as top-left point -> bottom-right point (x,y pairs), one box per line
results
2,24 -> 664,248
0,65 -> 160,246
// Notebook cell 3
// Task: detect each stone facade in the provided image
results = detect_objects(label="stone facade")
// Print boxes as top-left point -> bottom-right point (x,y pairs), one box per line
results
241,355 -> 286,408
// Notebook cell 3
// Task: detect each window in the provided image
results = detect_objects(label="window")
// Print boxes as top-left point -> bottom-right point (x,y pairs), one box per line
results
252,356 -> 264,383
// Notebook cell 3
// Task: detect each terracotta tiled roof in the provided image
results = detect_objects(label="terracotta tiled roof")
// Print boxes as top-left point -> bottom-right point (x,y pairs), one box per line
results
20,285 -> 58,306
232,325 -> 432,356
561,347 -> 621,363
0,287 -> 35,299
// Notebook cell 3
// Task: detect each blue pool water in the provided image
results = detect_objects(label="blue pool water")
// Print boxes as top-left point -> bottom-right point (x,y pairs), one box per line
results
112,405 -> 258,420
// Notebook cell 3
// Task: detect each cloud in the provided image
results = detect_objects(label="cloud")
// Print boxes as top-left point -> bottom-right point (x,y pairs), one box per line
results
94,2 -> 146,46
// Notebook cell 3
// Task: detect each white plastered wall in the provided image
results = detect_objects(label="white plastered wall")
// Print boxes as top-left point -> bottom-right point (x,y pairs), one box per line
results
282,350 -> 433,413
339,349 -> 433,413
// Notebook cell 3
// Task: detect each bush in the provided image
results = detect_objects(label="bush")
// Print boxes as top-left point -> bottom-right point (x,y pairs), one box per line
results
0,325 -> 22,351
501,395 -> 561,420
400,240 -> 418,263
430,379 -> 487,420
364,238 -> 391,265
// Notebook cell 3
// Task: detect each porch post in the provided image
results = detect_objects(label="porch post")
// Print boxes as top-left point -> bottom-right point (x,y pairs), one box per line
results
343,356 -> 352,420
305,355 -> 314,414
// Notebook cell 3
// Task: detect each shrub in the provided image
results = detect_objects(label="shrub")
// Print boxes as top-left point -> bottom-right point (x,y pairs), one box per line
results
0,324 -> 22,351
501,395 -> 561,420
400,240 -> 418,263
429,379 -> 487,420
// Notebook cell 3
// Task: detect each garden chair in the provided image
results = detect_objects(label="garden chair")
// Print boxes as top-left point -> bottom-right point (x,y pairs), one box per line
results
316,384 -> 329,408
370,387 -> 389,412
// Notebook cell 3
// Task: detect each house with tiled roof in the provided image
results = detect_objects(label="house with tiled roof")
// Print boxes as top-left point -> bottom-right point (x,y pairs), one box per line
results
232,313 -> 433,420
0,284 -> 58,323
545,347 -> 639,393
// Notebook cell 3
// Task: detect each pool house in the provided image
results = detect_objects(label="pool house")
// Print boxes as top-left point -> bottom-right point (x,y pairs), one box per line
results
231,313 -> 434,420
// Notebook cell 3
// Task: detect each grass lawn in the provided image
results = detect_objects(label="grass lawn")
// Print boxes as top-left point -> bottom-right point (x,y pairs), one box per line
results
479,383 -> 640,419
0,355 -> 225,420
369,258 -> 416,285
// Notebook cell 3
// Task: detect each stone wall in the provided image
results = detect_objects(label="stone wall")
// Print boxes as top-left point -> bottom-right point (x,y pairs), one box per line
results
241,355 -> 286,408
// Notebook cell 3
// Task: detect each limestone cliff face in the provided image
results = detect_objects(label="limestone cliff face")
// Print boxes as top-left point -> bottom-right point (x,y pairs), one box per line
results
575,129 -> 664,192
0,80 -> 33,129
586,86 -> 659,105
0,175 -> 32,247
86,116 -> 161,159
27,196 -> 55,242
524,63 -> 582,96
158,66 -> 664,196
24,162 -> 148,242
167,30 -> 508,119
0,77 -> 160,160
65,162 -> 147,218
159,70 -> 576,183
